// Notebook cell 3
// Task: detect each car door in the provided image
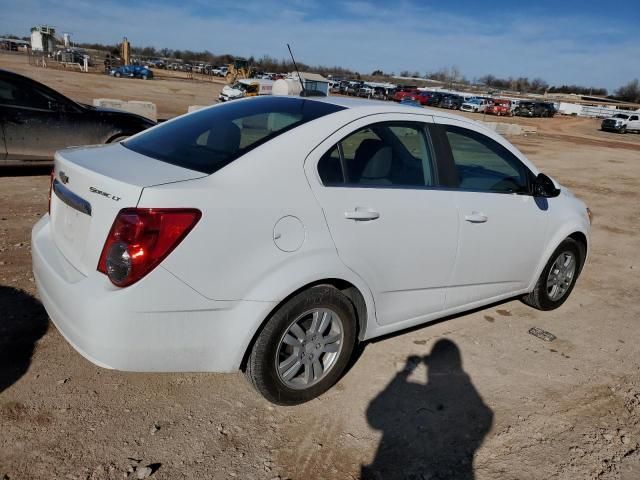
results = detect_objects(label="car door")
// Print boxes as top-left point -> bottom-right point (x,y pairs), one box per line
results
628,115 -> 640,131
433,118 -> 549,309
305,115 -> 460,327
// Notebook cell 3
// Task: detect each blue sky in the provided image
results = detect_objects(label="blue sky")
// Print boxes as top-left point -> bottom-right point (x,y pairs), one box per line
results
1,0 -> 638,91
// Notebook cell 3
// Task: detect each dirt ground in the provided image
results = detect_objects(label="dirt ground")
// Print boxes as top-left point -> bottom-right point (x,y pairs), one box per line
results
0,52 -> 225,118
1,55 -> 640,480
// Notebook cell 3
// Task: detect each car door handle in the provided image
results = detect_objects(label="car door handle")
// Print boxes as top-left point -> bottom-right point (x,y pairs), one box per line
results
464,212 -> 488,223
344,208 -> 380,221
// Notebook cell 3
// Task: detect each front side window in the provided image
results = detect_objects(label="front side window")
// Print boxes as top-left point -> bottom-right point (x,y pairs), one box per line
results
318,122 -> 435,187
445,125 -> 530,193
124,97 -> 344,174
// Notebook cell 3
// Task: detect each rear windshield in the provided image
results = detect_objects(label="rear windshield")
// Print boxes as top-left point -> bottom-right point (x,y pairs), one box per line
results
123,96 -> 344,174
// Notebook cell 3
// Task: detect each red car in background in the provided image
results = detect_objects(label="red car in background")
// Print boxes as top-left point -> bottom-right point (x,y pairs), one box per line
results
486,99 -> 512,116
392,86 -> 419,102
415,91 -> 433,105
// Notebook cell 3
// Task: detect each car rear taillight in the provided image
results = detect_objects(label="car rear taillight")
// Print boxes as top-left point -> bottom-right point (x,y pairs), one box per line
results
48,168 -> 55,214
97,208 -> 201,287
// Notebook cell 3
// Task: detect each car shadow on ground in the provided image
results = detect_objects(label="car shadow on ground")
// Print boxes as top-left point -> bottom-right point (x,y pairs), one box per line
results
361,339 -> 493,480
0,286 -> 49,393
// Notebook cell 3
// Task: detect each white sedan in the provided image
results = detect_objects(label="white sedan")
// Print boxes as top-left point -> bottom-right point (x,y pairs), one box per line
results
33,96 -> 591,404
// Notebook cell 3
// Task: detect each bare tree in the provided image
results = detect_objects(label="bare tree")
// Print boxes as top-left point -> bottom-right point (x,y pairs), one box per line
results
614,79 -> 640,103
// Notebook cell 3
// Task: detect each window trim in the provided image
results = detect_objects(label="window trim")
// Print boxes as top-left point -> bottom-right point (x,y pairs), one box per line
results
316,120 -> 441,190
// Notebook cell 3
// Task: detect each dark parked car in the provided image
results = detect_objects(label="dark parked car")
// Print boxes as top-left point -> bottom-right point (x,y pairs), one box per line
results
440,95 -> 463,109
0,69 -> 156,165
110,65 -> 153,80
425,92 -> 447,107
539,102 -> 557,117
514,101 -> 555,118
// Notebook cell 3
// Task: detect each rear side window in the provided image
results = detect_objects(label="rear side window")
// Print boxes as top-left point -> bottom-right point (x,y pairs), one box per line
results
318,122 -> 435,188
124,97 -> 344,174
445,125 -> 530,193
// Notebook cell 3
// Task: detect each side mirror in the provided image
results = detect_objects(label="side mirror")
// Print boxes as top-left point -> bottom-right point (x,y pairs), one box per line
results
533,173 -> 560,198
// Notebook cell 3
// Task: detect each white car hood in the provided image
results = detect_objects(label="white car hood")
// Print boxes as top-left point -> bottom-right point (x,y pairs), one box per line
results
222,86 -> 243,98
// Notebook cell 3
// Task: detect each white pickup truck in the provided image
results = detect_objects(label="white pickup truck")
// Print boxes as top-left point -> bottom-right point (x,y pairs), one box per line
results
601,113 -> 640,134
460,97 -> 490,113
211,66 -> 228,77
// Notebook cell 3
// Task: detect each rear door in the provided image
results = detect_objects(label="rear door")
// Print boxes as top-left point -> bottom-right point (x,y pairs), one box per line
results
433,118 -> 549,308
305,114 -> 460,327
628,115 -> 640,131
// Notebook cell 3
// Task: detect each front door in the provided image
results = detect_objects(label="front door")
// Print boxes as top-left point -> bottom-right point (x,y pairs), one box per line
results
305,115 -> 459,327
435,119 -> 549,308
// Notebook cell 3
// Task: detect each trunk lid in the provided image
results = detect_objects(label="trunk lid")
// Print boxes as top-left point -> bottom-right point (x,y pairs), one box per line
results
50,143 -> 206,276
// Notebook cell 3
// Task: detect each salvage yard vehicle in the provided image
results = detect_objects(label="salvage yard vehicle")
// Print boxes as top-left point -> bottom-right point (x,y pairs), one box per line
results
514,101 -> 555,118
357,85 -> 374,98
460,97 -> 489,113
392,86 -> 419,102
33,96 -> 591,405
485,99 -> 512,116
218,79 -> 274,102
0,69 -> 156,165
110,65 -> 153,80
601,113 -> 640,133
399,97 -> 421,107
440,95 -> 463,110
211,66 -> 228,76
416,91 -> 433,105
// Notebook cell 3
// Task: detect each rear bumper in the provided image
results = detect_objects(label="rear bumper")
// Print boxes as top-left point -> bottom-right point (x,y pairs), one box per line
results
32,216 -> 276,373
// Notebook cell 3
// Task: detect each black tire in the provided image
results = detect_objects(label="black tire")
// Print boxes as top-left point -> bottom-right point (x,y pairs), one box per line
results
522,238 -> 582,311
245,285 -> 357,405
619,126 -> 627,134
114,72 -> 121,78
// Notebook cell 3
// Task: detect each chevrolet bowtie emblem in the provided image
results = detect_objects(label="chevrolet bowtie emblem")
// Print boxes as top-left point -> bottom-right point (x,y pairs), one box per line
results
59,171 -> 69,184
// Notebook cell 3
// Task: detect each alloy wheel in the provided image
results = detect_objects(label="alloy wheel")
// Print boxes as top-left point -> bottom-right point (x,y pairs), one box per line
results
275,308 -> 344,390
546,251 -> 576,301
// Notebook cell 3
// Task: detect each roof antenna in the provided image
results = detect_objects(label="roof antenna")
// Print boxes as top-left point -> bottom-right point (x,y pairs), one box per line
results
287,44 -> 306,96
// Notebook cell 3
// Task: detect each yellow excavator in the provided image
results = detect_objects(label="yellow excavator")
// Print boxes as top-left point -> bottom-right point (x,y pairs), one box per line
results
225,58 -> 255,84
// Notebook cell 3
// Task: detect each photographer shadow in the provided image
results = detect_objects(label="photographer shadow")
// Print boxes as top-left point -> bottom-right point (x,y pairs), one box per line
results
362,339 -> 493,480
0,286 -> 49,393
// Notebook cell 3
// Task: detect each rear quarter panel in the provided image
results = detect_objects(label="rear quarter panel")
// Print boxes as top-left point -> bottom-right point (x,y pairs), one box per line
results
137,114 -> 377,308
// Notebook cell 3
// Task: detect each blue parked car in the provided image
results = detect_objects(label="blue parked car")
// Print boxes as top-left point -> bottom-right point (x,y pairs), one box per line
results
399,97 -> 422,108
110,65 -> 153,80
